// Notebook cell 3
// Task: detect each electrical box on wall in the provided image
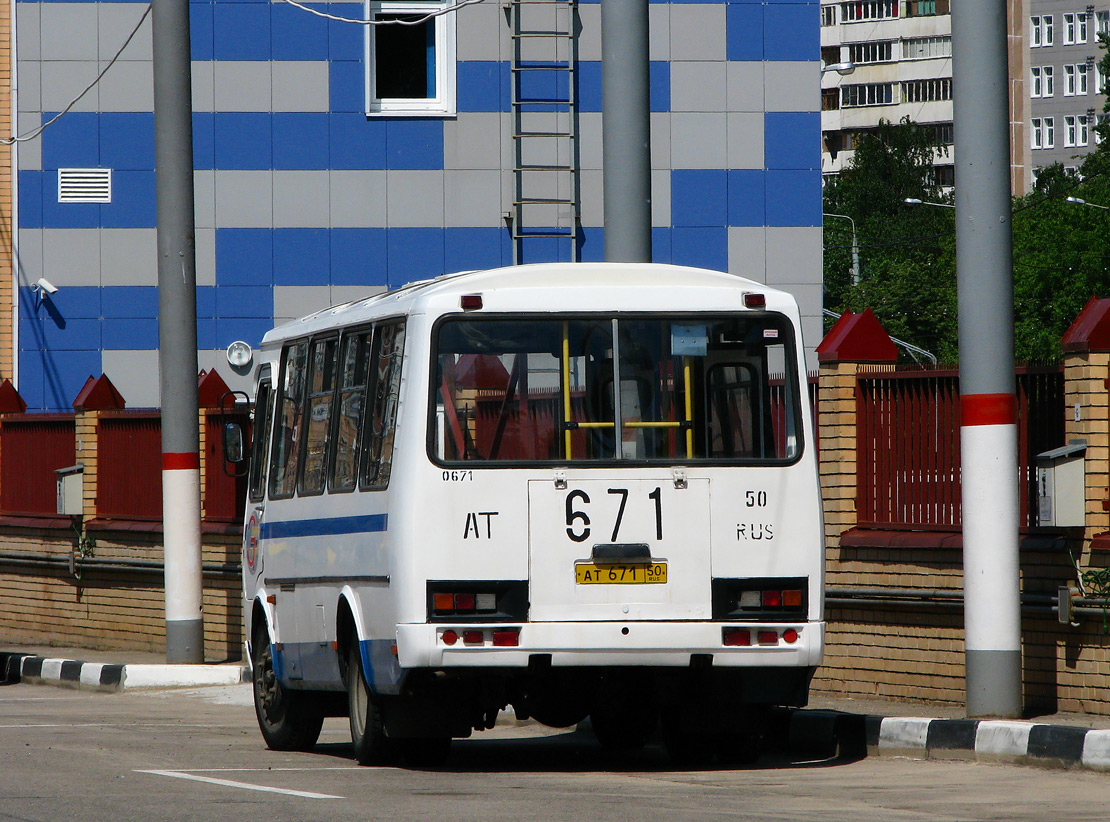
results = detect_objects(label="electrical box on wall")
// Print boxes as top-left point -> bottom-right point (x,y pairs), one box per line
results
56,464 -> 84,516
1036,442 -> 1086,527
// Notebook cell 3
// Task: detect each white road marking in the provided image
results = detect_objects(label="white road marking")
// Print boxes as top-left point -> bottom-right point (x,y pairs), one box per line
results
137,769 -> 345,799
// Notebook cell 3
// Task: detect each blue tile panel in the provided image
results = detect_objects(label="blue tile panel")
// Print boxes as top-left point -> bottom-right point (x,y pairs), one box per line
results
15,0 -> 821,410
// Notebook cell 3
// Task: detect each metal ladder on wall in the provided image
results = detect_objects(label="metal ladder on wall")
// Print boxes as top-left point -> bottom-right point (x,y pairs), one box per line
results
507,0 -> 581,264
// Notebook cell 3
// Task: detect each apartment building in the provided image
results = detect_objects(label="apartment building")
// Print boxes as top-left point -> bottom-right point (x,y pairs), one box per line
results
1027,3 -> 1110,173
820,0 -> 1033,194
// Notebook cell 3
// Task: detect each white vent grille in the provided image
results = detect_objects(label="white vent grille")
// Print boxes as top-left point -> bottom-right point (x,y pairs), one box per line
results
57,168 -> 112,204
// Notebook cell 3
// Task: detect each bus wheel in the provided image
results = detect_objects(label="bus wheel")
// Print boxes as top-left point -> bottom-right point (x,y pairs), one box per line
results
346,643 -> 396,765
251,625 -> 323,751
400,737 -> 452,768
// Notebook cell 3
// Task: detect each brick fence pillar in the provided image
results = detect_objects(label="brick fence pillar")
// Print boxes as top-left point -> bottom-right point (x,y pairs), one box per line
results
815,309 -> 897,555
72,375 -> 126,520
1060,297 -> 1110,557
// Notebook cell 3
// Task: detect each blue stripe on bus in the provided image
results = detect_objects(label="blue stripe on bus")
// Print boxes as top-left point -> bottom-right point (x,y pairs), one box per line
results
260,514 -> 388,539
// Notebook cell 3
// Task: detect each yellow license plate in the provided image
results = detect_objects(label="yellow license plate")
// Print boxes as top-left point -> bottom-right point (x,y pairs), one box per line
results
575,562 -> 667,584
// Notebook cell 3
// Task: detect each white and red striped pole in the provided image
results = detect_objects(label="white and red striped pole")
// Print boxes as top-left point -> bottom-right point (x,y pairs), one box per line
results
952,1 -> 1022,718
153,0 -> 204,663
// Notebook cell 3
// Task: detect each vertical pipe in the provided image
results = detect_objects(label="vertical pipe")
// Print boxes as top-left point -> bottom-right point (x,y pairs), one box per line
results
601,0 -> 651,262
952,1 -> 1022,718
152,0 -> 203,663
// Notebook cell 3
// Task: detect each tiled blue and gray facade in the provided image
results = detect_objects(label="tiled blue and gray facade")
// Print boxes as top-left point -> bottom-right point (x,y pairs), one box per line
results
15,0 -> 822,411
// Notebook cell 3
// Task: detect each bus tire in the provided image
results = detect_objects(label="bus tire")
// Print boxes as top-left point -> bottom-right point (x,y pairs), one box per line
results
346,642 -> 396,766
251,624 -> 324,752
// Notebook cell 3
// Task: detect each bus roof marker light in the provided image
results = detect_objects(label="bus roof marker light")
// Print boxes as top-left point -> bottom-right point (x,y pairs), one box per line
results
460,294 -> 483,310
743,293 -> 766,309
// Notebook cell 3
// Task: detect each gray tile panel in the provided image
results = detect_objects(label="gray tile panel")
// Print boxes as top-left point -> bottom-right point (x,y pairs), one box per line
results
671,61 -> 727,112
41,61 -> 100,112
273,171 -> 331,228
41,4 -> 98,61
669,112 -> 727,169
669,4 -> 725,62
727,112 -> 764,169
98,3 -> 152,61
728,227 -> 767,282
727,62 -> 765,113
191,61 -> 214,113
457,0 -> 504,62
649,4 -> 670,62
579,112 -> 602,170
100,228 -> 157,286
214,62 -> 272,112
97,60 -> 154,112
102,349 -> 160,406
15,229 -> 44,283
764,62 -> 820,113
42,229 -> 101,286
579,168 -> 602,227
766,227 -> 822,285
329,171 -> 388,228
196,350 -> 253,396
271,62 -> 330,112
577,4 -> 601,62
330,284 -> 387,305
651,168 -> 670,227
195,227 -> 216,287
214,171 -> 274,228
386,170 -> 445,227
444,169 -> 504,227
17,61 -> 41,114
17,4 -> 40,62
194,170 -> 215,229
17,113 -> 41,170
273,285 -> 334,325
443,113 -> 505,170
650,112 -> 672,170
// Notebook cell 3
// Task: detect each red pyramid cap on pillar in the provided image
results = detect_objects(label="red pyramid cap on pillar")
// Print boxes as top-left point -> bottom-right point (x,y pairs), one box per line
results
816,308 -> 898,363
1061,295 -> 1110,353
72,374 -> 126,412
197,368 -> 232,408
0,379 -> 27,414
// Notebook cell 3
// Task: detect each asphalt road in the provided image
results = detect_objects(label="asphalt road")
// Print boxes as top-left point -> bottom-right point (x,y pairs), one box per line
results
2,682 -> 1108,822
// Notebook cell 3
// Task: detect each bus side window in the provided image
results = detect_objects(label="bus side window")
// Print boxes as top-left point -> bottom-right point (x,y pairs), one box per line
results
247,378 -> 273,503
330,329 -> 373,492
361,320 -> 406,489
269,340 -> 309,499
299,336 -> 340,496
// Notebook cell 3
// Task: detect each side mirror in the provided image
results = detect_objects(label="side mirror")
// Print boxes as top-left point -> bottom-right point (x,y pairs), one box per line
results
224,422 -> 245,464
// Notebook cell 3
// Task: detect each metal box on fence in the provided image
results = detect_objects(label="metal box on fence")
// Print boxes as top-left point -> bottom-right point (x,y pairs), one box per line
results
55,464 -> 84,516
1036,442 -> 1085,527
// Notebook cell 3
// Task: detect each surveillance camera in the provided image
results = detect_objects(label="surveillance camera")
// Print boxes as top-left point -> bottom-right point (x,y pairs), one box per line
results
34,278 -> 58,295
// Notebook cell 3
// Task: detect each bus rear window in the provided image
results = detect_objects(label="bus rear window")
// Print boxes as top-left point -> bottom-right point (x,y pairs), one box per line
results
431,315 -> 801,464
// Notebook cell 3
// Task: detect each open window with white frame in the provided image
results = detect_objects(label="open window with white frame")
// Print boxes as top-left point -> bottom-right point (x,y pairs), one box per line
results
365,0 -> 457,117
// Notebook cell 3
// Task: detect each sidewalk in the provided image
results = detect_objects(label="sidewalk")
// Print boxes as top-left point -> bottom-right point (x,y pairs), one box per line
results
4,641 -> 1110,774
0,642 -> 248,691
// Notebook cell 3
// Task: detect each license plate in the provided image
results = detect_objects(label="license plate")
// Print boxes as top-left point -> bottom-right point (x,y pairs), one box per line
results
575,562 -> 667,585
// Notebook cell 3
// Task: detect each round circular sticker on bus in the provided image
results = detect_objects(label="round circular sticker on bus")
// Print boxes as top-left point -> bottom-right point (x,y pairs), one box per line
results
246,514 -> 260,572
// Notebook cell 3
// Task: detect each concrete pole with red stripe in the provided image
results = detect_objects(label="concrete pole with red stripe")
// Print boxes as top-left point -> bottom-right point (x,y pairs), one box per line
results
153,0 -> 204,663
952,1 -> 1022,718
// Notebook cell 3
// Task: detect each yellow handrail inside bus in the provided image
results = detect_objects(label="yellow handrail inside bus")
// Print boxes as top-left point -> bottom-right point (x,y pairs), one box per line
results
562,322 -> 572,460
684,357 -> 694,457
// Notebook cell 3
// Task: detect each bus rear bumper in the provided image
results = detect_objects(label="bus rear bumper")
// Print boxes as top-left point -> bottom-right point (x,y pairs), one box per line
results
396,620 -> 824,669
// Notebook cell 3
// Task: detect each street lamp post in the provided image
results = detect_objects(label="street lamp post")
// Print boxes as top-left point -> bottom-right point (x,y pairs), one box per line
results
904,197 -> 956,209
823,212 -> 860,285
1066,196 -> 1110,210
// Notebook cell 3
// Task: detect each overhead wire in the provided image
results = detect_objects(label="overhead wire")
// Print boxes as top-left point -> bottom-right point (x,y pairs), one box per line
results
4,4 -> 152,145
275,0 -> 487,26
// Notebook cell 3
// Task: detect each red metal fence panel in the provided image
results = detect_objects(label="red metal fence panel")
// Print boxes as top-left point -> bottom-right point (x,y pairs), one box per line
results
0,414 -> 76,516
97,412 -> 162,520
856,364 -> 1064,529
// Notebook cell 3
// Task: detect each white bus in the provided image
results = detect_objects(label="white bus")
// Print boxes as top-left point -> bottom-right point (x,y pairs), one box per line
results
235,262 -> 824,766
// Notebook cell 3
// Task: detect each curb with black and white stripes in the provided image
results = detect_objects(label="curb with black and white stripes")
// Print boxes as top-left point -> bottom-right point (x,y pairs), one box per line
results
1,652 -> 248,691
786,710 -> 1110,773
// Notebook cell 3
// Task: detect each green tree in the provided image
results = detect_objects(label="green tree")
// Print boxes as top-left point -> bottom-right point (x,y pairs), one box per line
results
822,118 -> 958,361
